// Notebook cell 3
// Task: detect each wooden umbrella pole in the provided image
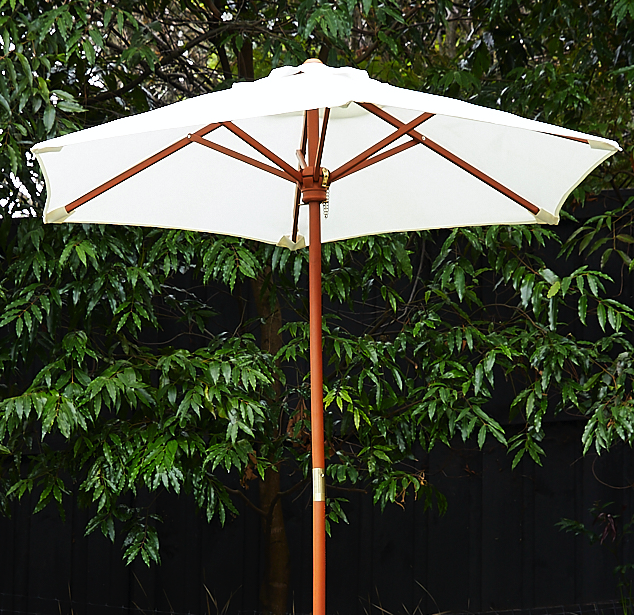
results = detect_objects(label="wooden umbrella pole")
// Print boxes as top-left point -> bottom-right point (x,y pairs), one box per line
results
306,107 -> 326,615
309,198 -> 326,615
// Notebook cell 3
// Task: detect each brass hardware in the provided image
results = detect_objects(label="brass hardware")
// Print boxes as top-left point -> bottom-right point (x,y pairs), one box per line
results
313,467 -> 326,501
320,168 -> 330,187
321,168 -> 330,219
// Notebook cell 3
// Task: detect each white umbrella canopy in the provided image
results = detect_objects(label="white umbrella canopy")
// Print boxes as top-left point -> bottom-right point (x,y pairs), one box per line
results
31,59 -> 620,615
33,61 -> 619,249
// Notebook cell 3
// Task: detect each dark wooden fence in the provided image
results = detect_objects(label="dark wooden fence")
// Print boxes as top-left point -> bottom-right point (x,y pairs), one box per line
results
2,419 -> 634,615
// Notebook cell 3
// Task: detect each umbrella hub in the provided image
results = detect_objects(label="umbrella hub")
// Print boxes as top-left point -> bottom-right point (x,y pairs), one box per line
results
300,166 -> 330,205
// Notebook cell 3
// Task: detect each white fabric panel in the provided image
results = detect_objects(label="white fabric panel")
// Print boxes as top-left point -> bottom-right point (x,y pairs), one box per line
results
321,145 -> 535,244
38,127 -> 194,210
34,63 -> 619,151
413,113 -> 614,217
60,142 -> 297,243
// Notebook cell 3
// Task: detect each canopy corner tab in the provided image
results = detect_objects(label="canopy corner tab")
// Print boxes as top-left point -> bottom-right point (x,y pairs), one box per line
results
534,208 -> 559,225
45,206 -> 73,224
277,234 -> 306,251
588,139 -> 620,152
32,145 -> 63,154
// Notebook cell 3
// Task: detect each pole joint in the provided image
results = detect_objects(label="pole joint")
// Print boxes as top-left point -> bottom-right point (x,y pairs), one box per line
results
301,167 -> 328,204
313,467 -> 326,501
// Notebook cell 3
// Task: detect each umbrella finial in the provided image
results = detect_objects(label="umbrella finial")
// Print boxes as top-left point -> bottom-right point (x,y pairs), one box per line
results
303,58 -> 323,64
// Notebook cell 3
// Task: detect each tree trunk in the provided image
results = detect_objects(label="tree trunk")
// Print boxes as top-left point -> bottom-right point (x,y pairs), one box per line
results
259,467 -> 290,615
251,269 -> 289,615
443,4 -> 462,59
236,37 -> 254,81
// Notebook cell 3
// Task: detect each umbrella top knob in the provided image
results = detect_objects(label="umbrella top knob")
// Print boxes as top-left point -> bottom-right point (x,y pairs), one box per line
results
303,58 -> 323,64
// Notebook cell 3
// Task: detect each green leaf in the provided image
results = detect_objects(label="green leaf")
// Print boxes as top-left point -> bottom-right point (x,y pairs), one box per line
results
0,93 -> 11,116
43,105 -> 56,131
6,144 -> 18,175
474,363 -> 484,395
103,7 -> 114,28
578,295 -> 587,325
484,352 -> 495,385
454,266 -> 465,301
88,28 -> 104,49
57,100 -> 86,113
613,0 -> 634,24
83,39 -> 96,65
511,448 -> 525,470
597,302 -> 606,331
587,275 -> 599,297
607,307 -> 621,332
16,52 -> 32,86
477,424 -> 486,448
547,280 -> 560,298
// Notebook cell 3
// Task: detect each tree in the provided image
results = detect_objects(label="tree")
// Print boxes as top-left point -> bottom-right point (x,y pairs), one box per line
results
1,1 -> 634,614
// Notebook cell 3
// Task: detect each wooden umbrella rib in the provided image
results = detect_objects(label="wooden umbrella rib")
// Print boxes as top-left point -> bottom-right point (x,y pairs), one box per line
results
546,132 -> 589,144
296,150 -> 308,169
307,110 -> 319,171
291,185 -> 302,243
292,111 -> 308,243
330,111 -> 434,182
221,121 -> 302,182
300,112 -> 308,156
419,137 -> 540,214
188,134 -> 297,182
358,102 -> 540,216
333,139 -> 420,181
313,108 -> 330,181
65,122 -> 222,213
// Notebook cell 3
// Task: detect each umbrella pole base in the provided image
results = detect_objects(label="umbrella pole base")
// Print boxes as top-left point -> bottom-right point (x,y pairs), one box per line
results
313,499 -> 326,615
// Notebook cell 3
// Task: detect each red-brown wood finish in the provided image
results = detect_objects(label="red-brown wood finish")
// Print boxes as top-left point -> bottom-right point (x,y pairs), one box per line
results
306,108 -> 326,615
65,122 -> 222,213
358,102 -> 541,215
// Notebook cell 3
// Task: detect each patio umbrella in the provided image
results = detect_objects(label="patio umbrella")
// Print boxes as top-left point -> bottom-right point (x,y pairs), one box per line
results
32,59 -> 620,615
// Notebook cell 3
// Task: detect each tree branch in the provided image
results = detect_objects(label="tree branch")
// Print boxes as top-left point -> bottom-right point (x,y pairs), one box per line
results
86,26 -> 229,104
328,484 -> 368,494
225,486 -> 266,517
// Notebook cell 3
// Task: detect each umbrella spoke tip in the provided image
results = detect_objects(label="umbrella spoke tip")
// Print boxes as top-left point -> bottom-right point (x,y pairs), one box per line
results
534,209 -> 559,225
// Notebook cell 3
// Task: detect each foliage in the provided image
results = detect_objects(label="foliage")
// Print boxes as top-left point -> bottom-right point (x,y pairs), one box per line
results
0,0 -> 633,580
558,502 -> 634,614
